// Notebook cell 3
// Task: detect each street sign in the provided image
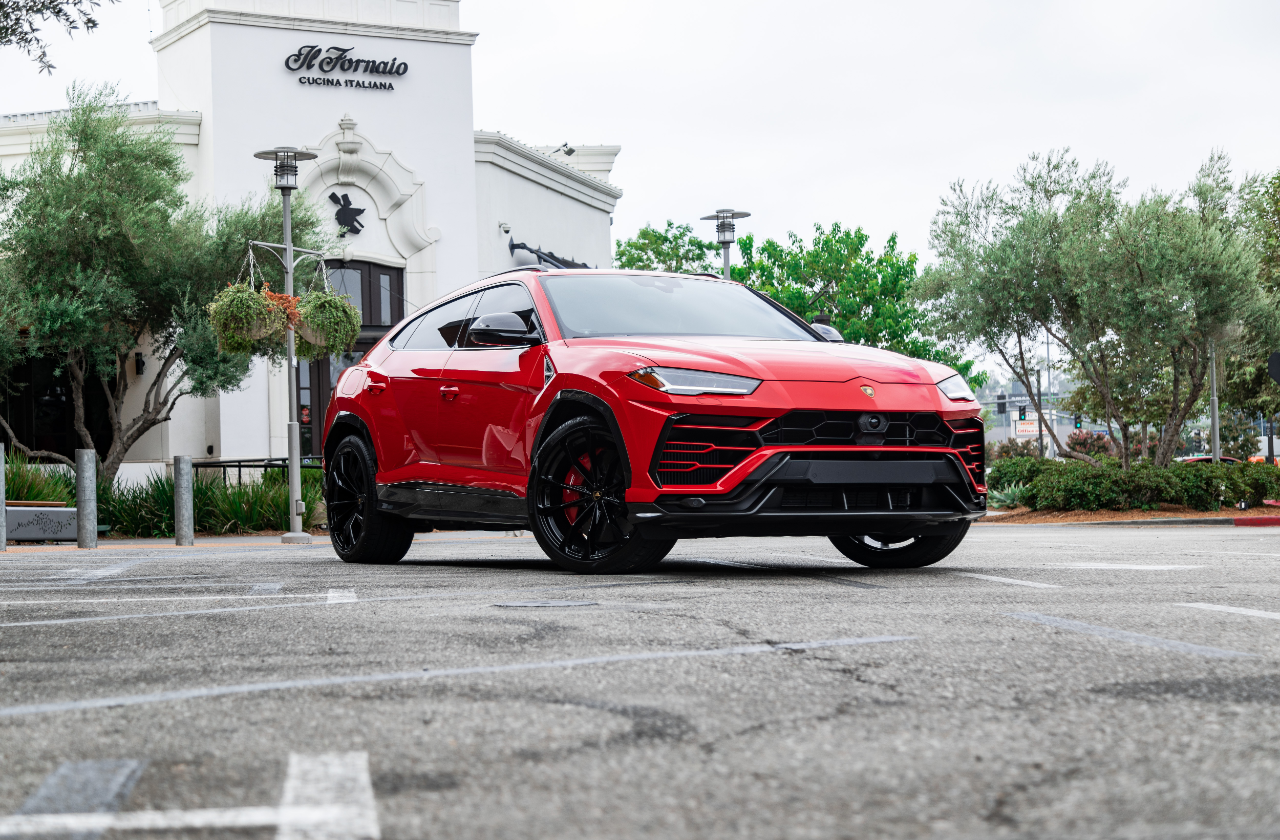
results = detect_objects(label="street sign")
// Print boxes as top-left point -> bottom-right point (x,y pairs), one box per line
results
1014,419 -> 1046,438
1270,352 -> 1280,387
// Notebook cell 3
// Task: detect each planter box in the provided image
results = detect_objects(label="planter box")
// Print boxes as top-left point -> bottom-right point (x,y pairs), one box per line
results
7,506 -> 78,541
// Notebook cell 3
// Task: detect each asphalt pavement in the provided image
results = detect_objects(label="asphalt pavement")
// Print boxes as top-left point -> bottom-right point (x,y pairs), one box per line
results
0,524 -> 1278,839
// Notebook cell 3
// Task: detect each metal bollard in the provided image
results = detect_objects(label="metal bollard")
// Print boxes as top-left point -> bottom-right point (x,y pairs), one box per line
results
1,443 -> 6,553
75,449 -> 97,549
174,455 -> 194,546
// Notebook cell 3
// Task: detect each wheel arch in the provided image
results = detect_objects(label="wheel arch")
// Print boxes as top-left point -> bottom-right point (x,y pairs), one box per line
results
324,411 -> 377,471
531,390 -> 633,486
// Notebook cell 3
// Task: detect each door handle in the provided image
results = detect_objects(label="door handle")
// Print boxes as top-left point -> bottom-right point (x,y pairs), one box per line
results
365,381 -> 386,394
440,385 -> 459,401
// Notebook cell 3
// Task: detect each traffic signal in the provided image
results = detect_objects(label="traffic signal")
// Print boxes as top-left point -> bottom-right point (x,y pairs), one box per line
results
1018,404 -> 1027,421
1074,414 -> 1082,429
996,393 -> 1006,414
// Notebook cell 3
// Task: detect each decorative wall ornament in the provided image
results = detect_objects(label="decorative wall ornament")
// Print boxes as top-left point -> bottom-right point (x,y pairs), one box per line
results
335,114 -> 362,185
301,114 -> 440,259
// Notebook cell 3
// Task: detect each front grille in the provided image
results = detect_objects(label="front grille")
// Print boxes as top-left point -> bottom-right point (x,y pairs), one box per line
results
760,410 -> 949,446
651,410 -> 986,489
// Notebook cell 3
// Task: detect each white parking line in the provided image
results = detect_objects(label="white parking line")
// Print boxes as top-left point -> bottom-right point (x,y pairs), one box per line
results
1009,612 -> 1255,658
0,595 -> 320,606
0,635 -> 914,718
278,752 -> 379,840
1178,603 -> 1280,621
0,752 -> 378,839
0,579 -> 680,628
326,590 -> 358,604
0,805 -> 357,835
951,572 -> 1060,589
1049,564 -> 1204,570
16,759 -> 145,835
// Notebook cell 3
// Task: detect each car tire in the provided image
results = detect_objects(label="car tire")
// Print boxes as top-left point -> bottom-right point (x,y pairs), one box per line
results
529,416 -> 676,574
828,522 -> 970,569
327,434 -> 414,565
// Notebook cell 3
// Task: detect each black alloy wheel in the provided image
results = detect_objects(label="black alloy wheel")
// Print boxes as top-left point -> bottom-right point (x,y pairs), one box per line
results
529,416 -> 675,574
828,522 -> 970,569
327,435 -> 414,564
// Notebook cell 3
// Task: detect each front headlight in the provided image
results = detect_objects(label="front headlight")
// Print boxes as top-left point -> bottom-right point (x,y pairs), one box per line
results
936,374 -> 976,402
628,366 -> 762,396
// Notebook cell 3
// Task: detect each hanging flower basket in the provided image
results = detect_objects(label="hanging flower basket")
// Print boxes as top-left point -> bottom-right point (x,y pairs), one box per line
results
208,283 -> 287,354
295,287 -> 362,361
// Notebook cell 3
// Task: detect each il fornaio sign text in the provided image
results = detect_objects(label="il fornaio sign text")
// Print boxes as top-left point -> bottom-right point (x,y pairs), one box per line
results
285,46 -> 408,91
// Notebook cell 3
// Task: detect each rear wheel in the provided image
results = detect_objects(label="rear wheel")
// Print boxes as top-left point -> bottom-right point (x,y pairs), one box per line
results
529,417 -> 675,574
828,523 -> 970,569
327,435 -> 414,564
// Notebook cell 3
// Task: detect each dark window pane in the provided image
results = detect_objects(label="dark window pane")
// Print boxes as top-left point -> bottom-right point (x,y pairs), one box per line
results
331,350 -> 364,376
379,274 -> 392,326
328,268 -> 363,322
392,293 -> 478,350
459,284 -> 539,348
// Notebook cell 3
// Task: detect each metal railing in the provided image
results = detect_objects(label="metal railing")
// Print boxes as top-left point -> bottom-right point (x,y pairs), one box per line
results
193,457 -> 323,485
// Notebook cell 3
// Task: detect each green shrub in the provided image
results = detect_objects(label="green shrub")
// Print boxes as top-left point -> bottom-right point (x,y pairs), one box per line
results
987,456 -> 1047,491
4,450 -> 76,504
102,468 -> 324,537
1015,458 -> 1280,512
988,481 -> 1030,509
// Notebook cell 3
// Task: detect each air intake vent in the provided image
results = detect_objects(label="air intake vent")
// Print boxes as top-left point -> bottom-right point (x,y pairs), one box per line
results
652,416 -> 762,488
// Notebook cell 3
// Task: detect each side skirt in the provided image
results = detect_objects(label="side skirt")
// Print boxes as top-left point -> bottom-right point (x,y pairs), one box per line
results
376,482 -> 528,528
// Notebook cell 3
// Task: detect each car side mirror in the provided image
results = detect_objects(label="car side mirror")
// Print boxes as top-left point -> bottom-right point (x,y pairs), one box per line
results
468,312 -> 541,346
810,322 -> 844,342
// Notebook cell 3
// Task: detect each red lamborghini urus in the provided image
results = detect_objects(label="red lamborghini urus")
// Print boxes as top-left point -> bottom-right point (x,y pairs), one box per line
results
322,269 -> 986,573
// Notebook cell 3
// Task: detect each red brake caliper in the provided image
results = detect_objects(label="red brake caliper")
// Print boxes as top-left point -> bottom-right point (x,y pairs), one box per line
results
562,452 -> 593,525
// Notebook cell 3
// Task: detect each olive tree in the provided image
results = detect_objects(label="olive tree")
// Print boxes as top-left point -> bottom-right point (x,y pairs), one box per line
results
917,150 -> 1268,468
0,84 -> 328,483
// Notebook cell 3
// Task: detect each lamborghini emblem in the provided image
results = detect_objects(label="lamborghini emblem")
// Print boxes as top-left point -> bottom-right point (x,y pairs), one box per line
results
861,385 -> 875,398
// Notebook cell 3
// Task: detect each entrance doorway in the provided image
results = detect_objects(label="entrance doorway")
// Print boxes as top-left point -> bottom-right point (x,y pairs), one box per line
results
298,260 -> 406,456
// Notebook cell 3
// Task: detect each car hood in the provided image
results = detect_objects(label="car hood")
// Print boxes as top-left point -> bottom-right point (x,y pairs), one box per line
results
575,337 -> 949,384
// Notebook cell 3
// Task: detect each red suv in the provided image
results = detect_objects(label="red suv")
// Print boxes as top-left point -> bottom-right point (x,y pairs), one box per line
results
322,270 -> 986,573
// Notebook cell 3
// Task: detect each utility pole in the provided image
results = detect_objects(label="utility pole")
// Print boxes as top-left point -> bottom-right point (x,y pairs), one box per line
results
1037,370 -> 1045,458
1209,339 -> 1221,463
1045,332 -> 1053,458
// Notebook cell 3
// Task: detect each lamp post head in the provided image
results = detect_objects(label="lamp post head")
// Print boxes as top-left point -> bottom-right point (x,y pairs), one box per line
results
254,146 -> 318,192
700,208 -> 751,246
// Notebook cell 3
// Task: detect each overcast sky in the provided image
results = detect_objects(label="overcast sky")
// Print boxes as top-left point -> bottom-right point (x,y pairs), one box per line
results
3,0 -> 1278,266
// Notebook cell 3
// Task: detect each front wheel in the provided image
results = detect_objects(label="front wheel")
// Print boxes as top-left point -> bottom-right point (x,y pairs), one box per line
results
828,522 -> 970,569
327,435 -> 415,564
528,417 -> 675,574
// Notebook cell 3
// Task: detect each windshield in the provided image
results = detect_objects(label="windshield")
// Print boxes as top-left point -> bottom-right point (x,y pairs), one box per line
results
539,274 -> 816,341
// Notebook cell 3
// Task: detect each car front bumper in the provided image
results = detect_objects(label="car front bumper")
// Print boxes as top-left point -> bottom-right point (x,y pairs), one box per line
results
626,452 -> 986,539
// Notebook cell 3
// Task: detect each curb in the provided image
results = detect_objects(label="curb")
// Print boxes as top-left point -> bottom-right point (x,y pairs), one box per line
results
985,516 -> 1279,528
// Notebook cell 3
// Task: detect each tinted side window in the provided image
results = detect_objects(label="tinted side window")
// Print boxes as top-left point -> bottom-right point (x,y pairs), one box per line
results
391,293 -> 479,350
459,284 -> 540,349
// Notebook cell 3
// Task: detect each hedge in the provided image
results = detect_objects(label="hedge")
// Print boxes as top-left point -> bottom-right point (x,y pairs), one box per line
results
4,451 -> 324,536
987,456 -> 1280,512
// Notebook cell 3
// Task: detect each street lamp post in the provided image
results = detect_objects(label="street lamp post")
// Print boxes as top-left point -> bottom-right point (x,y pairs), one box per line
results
700,209 -> 750,281
254,146 -> 319,544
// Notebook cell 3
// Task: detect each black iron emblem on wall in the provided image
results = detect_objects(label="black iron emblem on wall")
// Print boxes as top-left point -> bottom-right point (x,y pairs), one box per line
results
330,193 -> 365,237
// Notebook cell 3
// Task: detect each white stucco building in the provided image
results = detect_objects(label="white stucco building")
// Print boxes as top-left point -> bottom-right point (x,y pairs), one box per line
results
0,0 -> 621,478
